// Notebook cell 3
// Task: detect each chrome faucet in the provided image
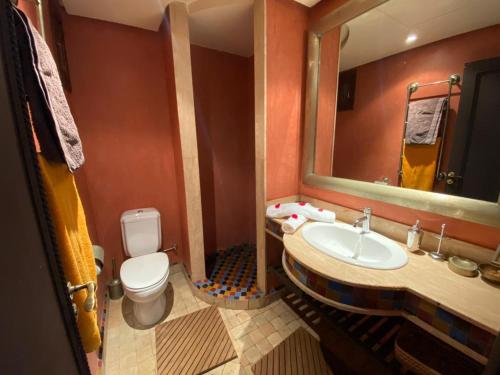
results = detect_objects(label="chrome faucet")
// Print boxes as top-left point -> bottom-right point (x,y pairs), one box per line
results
353,208 -> 372,234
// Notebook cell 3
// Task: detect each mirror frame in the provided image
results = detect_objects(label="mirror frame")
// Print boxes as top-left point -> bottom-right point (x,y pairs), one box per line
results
302,0 -> 500,228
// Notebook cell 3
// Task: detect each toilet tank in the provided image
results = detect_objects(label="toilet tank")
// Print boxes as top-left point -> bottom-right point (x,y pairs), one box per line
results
121,208 -> 161,257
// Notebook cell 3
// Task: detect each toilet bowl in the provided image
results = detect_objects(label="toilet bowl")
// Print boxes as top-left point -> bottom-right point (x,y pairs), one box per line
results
119,208 -> 169,326
120,252 -> 170,325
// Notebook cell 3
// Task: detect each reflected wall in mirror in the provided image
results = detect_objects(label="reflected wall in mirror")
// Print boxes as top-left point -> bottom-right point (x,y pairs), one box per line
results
313,0 -> 500,203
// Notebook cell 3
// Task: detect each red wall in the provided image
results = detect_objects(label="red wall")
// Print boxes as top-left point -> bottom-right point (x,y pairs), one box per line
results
190,45 -> 256,256
266,0 -> 308,200
333,25 -> 500,185
264,0 -> 499,249
62,14 -> 186,279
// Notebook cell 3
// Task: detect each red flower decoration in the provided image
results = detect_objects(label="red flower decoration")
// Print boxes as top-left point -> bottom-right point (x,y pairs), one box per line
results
292,214 -> 298,219
298,202 -> 306,206
275,203 -> 281,208
318,208 -> 323,212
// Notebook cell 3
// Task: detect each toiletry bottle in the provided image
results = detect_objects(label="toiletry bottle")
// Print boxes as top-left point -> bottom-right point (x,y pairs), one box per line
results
407,220 -> 422,252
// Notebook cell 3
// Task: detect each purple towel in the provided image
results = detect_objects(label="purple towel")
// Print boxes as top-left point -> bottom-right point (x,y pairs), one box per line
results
405,97 -> 447,145
15,7 -> 84,172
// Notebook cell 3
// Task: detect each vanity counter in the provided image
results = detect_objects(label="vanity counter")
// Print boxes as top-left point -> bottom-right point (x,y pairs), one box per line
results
283,222 -> 500,334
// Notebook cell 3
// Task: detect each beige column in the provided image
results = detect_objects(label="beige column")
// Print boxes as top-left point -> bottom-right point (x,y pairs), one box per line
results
168,2 -> 206,281
254,0 -> 267,292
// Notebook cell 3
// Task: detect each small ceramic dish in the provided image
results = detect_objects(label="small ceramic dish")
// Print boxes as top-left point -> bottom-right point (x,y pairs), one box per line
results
479,263 -> 500,284
448,256 -> 478,277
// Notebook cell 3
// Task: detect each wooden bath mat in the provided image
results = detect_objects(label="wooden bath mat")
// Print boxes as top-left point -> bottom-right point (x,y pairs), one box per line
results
251,328 -> 333,375
155,306 -> 236,375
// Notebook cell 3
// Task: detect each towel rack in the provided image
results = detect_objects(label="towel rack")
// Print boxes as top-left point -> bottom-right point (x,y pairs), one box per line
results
398,73 -> 460,183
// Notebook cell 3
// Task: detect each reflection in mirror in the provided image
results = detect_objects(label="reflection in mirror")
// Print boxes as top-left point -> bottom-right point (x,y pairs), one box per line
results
313,0 -> 500,203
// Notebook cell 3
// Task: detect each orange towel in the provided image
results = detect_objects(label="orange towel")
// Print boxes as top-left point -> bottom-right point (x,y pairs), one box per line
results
38,155 -> 101,352
401,138 -> 441,191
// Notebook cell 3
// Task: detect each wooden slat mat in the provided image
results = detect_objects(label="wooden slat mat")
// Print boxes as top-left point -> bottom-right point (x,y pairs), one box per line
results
252,328 -> 333,375
155,306 -> 236,374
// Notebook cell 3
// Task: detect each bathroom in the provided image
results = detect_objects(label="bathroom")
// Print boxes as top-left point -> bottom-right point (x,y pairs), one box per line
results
1,0 -> 499,374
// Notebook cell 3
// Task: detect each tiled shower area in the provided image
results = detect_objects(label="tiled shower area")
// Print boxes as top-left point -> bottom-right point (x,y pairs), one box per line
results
194,244 -> 264,302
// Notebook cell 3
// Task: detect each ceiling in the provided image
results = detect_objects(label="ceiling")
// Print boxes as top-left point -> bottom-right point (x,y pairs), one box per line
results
60,0 -> 182,31
60,0 -> 320,57
339,0 -> 500,71
189,1 -> 254,57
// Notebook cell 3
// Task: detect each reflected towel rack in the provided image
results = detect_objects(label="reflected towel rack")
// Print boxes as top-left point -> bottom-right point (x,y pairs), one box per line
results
398,73 -> 460,183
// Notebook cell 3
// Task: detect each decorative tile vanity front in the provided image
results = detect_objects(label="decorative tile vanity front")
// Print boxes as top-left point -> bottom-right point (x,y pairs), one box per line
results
265,199 -> 500,365
283,251 -> 495,360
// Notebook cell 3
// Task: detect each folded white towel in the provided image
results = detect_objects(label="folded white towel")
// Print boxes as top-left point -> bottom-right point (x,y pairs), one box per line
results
267,202 -> 335,223
281,214 -> 307,234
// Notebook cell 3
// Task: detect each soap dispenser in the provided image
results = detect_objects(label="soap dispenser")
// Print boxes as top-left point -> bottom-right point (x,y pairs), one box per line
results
407,220 -> 422,252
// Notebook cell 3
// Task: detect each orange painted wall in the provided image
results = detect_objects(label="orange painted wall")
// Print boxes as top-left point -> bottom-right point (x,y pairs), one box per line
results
265,0 -> 499,249
333,25 -> 500,185
190,45 -> 256,256
62,14 -> 186,281
266,0 -> 309,200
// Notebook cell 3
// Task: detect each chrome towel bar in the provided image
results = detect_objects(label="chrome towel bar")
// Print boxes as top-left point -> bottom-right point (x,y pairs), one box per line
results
398,73 -> 461,183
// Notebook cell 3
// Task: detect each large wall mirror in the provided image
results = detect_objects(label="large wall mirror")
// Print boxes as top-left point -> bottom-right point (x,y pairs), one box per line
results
304,0 -> 500,227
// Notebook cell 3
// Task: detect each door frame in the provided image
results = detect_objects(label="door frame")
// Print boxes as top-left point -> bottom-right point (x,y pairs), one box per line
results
446,56 -> 500,201
0,1 -> 90,373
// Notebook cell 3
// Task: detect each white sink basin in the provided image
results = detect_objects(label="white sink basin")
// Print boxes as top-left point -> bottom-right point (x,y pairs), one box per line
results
301,222 -> 408,270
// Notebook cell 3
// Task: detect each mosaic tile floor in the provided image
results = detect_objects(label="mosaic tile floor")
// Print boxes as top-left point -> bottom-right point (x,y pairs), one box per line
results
103,263 -> 315,375
193,244 -> 264,300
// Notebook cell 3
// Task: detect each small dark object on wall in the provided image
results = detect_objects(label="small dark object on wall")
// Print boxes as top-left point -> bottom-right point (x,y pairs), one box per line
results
337,68 -> 357,111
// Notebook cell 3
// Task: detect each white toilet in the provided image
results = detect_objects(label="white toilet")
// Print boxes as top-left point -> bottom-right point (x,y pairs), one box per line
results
120,208 -> 170,326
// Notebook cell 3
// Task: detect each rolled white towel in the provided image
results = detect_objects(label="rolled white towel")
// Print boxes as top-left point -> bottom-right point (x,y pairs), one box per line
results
281,214 -> 307,234
267,202 -> 335,223
266,202 -> 296,218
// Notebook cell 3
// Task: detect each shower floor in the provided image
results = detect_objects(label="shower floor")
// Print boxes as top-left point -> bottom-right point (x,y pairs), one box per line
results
194,244 -> 264,300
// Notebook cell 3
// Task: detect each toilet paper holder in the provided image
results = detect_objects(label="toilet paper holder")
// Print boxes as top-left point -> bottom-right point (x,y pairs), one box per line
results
93,245 -> 105,276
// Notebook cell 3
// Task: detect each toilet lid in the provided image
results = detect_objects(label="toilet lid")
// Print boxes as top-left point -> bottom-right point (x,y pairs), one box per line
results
120,252 -> 169,290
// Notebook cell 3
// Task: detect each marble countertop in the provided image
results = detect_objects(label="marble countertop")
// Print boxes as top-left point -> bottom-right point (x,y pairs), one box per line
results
283,220 -> 500,334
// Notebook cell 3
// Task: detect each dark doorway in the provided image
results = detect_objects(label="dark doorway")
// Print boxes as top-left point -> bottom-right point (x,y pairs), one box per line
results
446,57 -> 500,202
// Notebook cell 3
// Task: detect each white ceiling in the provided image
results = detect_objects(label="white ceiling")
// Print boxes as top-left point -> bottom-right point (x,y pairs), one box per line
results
189,0 -> 254,57
60,0 -> 321,57
339,0 -> 500,71
61,0 -> 184,31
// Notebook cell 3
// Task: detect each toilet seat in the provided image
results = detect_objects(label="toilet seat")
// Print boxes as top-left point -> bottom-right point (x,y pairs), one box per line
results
124,270 -> 169,293
120,252 -> 169,291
